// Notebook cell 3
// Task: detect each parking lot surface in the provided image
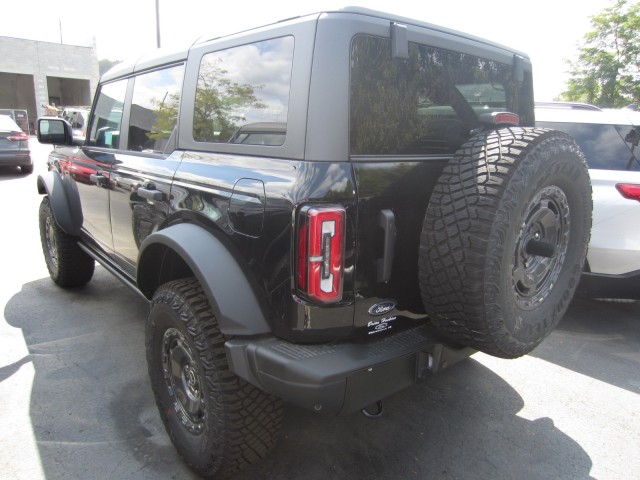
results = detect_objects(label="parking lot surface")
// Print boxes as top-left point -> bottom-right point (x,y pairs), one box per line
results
1,140 -> 639,479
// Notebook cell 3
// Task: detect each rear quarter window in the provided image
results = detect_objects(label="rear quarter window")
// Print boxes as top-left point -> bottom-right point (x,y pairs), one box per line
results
193,36 -> 294,146
538,121 -> 640,171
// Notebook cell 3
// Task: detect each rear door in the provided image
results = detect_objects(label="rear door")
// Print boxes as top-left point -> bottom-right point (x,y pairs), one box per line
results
108,63 -> 186,277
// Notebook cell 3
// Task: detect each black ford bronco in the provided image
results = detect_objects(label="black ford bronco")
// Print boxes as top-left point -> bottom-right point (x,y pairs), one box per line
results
36,8 -> 592,478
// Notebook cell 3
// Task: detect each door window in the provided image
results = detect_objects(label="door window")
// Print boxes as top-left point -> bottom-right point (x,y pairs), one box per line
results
87,79 -> 127,149
128,64 -> 185,154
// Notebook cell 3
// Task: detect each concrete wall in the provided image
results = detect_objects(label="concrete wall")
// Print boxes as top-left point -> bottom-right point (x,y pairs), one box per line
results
0,36 -> 99,124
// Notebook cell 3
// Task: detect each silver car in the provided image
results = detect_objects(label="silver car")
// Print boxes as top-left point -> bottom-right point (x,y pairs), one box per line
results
0,114 -> 32,173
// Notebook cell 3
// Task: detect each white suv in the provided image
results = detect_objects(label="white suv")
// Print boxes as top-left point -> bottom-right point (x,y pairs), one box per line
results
536,104 -> 640,299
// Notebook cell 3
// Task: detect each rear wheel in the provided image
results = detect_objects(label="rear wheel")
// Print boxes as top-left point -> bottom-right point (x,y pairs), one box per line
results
146,278 -> 283,478
39,196 -> 94,287
419,127 -> 592,358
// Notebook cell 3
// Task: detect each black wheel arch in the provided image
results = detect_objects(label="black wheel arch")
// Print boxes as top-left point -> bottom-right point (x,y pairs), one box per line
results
137,223 -> 271,336
36,170 -> 83,236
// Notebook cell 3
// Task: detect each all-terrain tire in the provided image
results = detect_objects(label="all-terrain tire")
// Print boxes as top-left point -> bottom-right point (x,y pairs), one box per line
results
419,127 -> 592,358
146,277 -> 283,479
39,196 -> 95,287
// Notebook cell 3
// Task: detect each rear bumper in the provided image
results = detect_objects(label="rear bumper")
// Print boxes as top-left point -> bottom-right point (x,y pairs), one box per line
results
0,152 -> 31,166
225,324 -> 474,415
578,269 -> 640,300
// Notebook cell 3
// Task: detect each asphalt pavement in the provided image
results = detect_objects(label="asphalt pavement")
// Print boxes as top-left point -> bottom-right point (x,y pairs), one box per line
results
0,139 -> 638,480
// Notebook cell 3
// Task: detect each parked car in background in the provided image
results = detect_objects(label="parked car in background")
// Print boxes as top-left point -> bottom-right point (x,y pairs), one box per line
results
0,114 -> 32,173
536,104 -> 640,299
0,108 -> 30,134
61,107 -> 90,144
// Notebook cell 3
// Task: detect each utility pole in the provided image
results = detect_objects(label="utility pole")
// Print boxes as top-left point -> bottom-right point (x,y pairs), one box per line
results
59,18 -> 63,44
155,0 -> 161,48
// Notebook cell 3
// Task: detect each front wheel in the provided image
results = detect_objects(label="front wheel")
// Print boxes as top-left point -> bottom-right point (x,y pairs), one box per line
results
146,278 -> 283,478
39,196 -> 94,287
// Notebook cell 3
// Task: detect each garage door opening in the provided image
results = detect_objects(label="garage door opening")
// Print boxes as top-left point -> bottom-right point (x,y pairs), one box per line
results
0,72 -> 37,132
47,77 -> 91,108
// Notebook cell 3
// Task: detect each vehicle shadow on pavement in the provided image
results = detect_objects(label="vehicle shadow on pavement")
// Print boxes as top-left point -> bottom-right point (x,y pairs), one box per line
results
237,363 -> 594,480
4,269 -> 200,480
5,270 -> 594,480
531,297 -> 640,394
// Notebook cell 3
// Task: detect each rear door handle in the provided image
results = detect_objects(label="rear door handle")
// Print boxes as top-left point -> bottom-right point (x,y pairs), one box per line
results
89,173 -> 107,186
138,185 -> 164,201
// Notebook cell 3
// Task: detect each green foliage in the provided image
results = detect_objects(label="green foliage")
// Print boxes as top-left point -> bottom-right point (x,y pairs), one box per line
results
148,92 -> 180,143
99,59 -> 122,76
560,0 -> 640,108
193,58 -> 265,142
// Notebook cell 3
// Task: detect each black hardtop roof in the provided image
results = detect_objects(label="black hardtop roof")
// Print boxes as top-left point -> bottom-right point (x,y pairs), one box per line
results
101,7 -> 529,83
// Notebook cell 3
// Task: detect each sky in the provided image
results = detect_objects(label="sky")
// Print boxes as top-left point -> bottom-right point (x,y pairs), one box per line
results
1,0 -> 614,101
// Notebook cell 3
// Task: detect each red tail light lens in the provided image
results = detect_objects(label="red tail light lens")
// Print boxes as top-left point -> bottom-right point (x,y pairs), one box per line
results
478,111 -> 520,126
616,184 -> 640,202
297,206 -> 345,303
8,132 -> 29,141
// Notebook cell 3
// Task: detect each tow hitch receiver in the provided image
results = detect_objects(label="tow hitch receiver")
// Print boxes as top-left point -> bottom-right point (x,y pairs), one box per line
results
416,344 -> 476,378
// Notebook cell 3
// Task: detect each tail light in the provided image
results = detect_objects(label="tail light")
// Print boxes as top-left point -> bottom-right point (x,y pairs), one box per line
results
616,184 -> 640,202
478,111 -> 520,126
8,132 -> 29,142
296,205 -> 345,303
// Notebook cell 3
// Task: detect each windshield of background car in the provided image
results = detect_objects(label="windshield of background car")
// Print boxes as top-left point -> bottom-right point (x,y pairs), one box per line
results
349,35 -> 534,155
538,121 -> 640,171
87,80 -> 127,149
0,114 -> 21,132
193,36 -> 294,145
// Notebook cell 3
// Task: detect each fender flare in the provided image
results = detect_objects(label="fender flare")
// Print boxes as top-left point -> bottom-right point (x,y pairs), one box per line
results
36,170 -> 83,236
138,223 -> 271,336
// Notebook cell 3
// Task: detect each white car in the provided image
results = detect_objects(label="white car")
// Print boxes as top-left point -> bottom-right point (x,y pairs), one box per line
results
536,104 -> 640,299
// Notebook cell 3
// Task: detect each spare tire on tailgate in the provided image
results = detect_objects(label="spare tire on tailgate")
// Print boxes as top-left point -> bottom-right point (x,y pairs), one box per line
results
418,127 -> 592,359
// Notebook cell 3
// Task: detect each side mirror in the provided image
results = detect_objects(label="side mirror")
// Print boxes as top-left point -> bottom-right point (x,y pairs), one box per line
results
37,117 -> 74,146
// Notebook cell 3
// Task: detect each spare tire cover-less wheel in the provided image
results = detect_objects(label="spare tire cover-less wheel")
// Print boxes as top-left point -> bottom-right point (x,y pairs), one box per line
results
418,127 -> 592,359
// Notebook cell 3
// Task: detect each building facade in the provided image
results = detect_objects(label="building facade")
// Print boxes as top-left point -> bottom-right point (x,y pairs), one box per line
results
0,37 -> 99,132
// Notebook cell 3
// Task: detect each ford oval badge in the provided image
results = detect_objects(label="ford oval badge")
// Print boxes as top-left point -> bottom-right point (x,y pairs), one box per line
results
368,300 -> 396,316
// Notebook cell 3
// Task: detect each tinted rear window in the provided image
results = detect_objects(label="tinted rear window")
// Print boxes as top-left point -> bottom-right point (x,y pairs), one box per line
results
350,35 -> 534,156
538,121 -> 640,171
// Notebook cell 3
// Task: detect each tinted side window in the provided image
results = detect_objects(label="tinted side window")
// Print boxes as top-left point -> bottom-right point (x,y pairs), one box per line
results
193,36 -> 294,145
128,64 -> 185,153
350,35 -> 533,156
88,80 -> 127,149
538,121 -> 640,171
72,112 -> 85,129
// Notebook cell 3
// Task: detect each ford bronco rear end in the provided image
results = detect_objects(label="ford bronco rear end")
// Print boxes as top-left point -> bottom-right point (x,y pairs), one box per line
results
36,8 -> 591,478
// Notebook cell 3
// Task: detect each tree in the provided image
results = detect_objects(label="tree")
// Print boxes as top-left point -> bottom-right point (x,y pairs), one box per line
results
559,0 -> 640,108
99,59 -> 122,76
192,58 -> 265,142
